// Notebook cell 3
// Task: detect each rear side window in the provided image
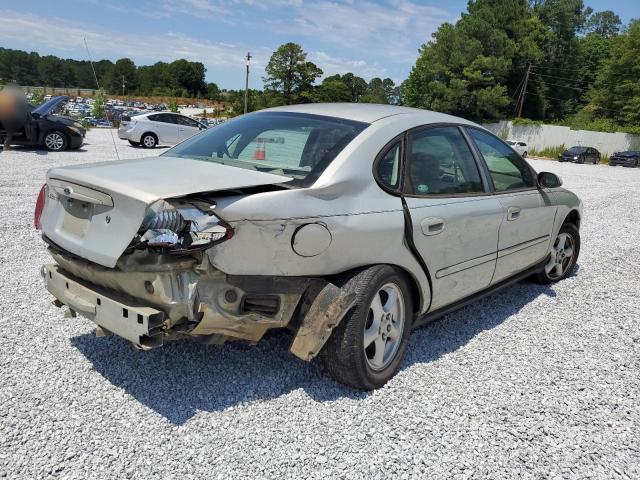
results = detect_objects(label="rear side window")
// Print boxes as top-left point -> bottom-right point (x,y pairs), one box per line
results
406,127 -> 483,195
467,128 -> 535,192
376,142 -> 402,190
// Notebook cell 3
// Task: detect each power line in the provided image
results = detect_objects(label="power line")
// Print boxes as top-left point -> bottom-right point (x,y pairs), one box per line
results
83,37 -> 120,161
525,90 -> 626,115
529,73 -> 638,101
530,64 -> 584,74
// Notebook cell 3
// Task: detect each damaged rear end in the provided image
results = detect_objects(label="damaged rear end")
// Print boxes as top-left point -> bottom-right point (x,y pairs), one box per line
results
37,157 -> 320,353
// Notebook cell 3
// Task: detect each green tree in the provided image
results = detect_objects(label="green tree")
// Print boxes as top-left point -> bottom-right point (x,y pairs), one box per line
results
585,10 -> 622,38
361,77 -> 396,104
264,43 -> 323,105
314,75 -> 352,102
207,82 -> 220,100
104,58 -> 137,95
92,91 -> 106,118
167,98 -> 178,112
588,20 -> 640,125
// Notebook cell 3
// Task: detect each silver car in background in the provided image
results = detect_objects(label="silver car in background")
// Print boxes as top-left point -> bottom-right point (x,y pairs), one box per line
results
118,111 -> 207,148
36,104 -> 582,389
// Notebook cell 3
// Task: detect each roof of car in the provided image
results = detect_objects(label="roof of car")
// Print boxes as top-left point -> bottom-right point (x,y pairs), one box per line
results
263,103 -> 478,125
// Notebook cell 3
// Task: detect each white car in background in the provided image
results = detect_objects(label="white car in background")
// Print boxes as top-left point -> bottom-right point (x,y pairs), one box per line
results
507,139 -> 528,157
118,112 -> 207,148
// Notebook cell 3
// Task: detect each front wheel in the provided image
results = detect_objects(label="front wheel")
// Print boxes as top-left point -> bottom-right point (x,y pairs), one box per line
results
323,265 -> 413,390
44,131 -> 68,151
522,151 -> 527,158
534,224 -> 580,284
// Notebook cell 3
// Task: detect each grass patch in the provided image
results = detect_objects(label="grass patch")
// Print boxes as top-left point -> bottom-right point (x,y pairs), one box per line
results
529,144 -> 565,160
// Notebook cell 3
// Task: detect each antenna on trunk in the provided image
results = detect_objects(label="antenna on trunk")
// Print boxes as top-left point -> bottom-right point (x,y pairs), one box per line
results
83,37 -> 120,161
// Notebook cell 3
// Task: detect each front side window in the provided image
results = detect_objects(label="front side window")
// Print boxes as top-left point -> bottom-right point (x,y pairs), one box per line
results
467,128 -> 535,192
405,127 -> 483,195
177,116 -> 201,128
165,112 -> 367,187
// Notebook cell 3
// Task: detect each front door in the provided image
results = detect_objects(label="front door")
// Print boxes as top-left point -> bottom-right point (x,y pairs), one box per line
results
465,127 -> 557,283
403,126 -> 503,310
176,115 -> 203,141
152,114 -> 180,144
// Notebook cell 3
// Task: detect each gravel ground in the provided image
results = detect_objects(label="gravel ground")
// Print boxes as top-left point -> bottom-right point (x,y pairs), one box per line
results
1,129 -> 639,479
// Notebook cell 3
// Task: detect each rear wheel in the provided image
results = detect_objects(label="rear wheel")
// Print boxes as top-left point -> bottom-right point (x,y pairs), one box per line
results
323,265 -> 413,390
534,223 -> 580,284
44,131 -> 68,151
141,133 -> 157,148
128,140 -> 140,147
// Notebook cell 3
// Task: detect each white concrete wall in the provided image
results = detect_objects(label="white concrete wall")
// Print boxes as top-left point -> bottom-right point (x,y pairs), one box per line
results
483,121 -> 640,156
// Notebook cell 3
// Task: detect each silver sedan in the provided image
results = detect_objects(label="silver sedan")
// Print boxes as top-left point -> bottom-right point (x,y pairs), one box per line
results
36,104 -> 582,389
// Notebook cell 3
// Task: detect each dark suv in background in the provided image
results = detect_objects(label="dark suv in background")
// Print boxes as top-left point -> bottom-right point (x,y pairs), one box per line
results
609,151 -> 640,167
559,146 -> 601,164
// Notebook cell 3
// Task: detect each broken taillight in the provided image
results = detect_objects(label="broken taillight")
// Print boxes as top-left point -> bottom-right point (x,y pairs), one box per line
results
34,184 -> 46,230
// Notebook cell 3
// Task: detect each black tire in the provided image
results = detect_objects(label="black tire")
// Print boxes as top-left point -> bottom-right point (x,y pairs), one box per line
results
522,151 -> 527,158
128,140 -> 140,147
43,130 -> 68,151
140,133 -> 157,148
322,265 -> 414,390
534,223 -> 580,284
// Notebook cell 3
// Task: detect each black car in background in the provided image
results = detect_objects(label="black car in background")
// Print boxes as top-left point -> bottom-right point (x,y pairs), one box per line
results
609,151 -> 640,167
558,146 -> 601,164
0,96 -> 85,151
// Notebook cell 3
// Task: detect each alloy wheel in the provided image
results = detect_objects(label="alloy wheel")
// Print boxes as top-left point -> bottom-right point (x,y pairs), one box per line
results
363,283 -> 405,371
45,133 -> 64,151
545,232 -> 575,279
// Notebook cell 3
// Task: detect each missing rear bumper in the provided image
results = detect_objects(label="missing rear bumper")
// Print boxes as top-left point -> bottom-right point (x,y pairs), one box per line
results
43,264 -> 165,348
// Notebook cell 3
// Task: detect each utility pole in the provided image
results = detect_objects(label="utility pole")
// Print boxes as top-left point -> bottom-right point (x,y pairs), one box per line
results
121,75 -> 126,97
517,64 -> 531,118
244,52 -> 251,114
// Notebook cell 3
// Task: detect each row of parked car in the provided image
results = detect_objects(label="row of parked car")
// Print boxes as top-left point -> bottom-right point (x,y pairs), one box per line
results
507,140 -> 639,167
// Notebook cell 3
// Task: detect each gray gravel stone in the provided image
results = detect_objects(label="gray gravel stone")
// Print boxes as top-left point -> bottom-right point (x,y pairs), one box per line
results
0,132 -> 639,479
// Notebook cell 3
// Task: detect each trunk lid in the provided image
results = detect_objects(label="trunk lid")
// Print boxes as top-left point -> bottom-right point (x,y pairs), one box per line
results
41,156 -> 292,267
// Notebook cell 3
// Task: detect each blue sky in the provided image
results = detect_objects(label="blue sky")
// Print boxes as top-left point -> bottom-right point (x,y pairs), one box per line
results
0,0 -> 637,89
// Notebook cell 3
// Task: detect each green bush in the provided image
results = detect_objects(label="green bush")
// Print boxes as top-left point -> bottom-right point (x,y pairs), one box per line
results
529,144 -> 566,159
512,117 -> 543,127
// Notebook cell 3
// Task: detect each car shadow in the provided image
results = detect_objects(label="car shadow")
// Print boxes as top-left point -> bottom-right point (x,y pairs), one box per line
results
71,276 -> 561,425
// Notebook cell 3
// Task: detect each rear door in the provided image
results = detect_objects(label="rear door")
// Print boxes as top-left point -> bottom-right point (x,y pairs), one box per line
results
465,127 -> 557,284
402,126 -> 503,310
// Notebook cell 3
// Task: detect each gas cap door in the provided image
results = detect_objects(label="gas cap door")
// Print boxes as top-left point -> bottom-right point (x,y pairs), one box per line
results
291,223 -> 332,257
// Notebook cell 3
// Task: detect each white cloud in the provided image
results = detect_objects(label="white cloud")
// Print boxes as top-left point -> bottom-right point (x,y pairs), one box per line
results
267,0 -> 453,64
0,10 -> 270,79
309,51 -> 388,80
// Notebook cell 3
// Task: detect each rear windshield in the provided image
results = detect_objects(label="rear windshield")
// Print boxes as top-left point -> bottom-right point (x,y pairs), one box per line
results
164,112 -> 368,187
566,147 -> 587,154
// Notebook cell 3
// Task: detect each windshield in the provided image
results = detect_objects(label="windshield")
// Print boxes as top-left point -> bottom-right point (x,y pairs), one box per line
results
566,146 -> 587,154
164,111 -> 368,187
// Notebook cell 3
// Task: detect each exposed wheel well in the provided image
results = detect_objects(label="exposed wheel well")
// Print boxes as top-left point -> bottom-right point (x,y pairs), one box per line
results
141,132 -> 157,140
333,263 -> 426,315
563,209 -> 581,229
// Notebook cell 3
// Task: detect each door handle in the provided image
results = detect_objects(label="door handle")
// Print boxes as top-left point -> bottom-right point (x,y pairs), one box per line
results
420,217 -> 446,236
507,206 -> 521,221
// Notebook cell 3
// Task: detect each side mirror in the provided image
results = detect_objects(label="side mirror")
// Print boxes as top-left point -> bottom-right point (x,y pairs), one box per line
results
538,171 -> 562,188
31,112 -> 41,120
